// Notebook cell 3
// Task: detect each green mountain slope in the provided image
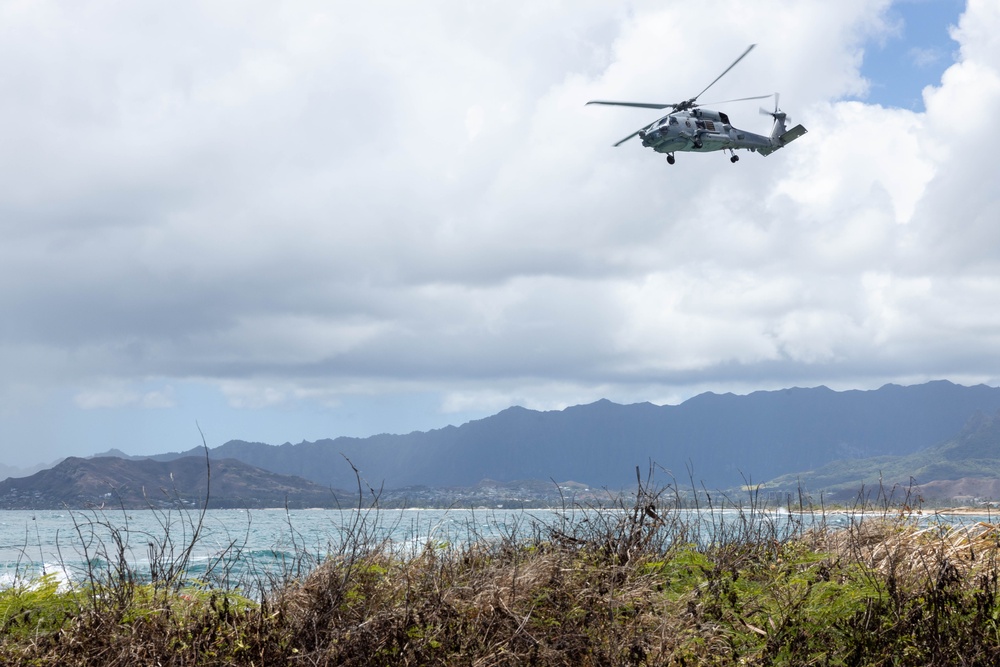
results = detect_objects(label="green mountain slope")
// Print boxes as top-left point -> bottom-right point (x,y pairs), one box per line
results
763,410 -> 1000,503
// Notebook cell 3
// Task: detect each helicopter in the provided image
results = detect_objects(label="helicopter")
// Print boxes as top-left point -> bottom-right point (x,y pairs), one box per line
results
587,44 -> 807,164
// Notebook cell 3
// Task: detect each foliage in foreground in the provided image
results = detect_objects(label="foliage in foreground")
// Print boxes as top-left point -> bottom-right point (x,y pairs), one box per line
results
4,485 -> 1000,665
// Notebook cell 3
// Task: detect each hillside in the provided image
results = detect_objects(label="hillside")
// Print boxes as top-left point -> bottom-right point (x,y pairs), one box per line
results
118,380 -> 1000,491
0,456 -> 347,509
762,409 -> 1000,503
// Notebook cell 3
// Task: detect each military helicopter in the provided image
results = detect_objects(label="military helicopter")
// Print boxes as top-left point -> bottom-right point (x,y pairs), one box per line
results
587,44 -> 807,164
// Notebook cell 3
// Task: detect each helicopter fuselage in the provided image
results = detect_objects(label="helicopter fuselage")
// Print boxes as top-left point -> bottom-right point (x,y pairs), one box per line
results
638,108 -> 772,155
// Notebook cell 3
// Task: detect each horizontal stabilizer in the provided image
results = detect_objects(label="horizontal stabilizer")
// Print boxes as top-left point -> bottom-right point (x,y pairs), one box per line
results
779,124 -> 807,144
758,123 -> 808,156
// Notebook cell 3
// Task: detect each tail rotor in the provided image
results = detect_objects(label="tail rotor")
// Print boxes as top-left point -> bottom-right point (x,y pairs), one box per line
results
756,91 -> 808,154
760,93 -> 789,123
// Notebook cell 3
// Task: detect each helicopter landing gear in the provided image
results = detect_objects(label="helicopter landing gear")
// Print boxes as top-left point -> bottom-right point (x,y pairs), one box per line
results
666,154 -> 675,165
728,149 -> 739,163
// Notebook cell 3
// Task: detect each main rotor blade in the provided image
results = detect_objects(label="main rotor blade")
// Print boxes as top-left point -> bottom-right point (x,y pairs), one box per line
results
699,93 -> 773,106
586,100 -> 671,110
613,129 -> 645,147
692,43 -> 757,102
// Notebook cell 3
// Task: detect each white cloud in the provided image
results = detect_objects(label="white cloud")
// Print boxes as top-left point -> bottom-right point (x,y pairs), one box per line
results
74,385 -> 175,410
2,0 -> 1000,462
908,46 -> 944,68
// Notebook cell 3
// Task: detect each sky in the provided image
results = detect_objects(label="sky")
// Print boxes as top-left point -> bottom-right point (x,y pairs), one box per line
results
1,0 -> 997,468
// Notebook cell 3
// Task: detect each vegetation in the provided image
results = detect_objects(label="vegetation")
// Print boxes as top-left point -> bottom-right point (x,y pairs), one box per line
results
762,409 -> 1000,503
4,471 -> 1000,665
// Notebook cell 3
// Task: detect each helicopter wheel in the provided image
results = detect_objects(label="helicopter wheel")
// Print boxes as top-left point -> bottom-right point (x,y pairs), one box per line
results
666,154 -> 675,165
730,154 -> 739,163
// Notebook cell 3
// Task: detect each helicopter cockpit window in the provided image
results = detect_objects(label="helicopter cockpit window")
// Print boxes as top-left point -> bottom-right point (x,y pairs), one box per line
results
669,117 -> 679,125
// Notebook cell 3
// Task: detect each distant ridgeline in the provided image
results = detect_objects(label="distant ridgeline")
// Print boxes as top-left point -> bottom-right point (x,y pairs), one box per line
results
108,381 -> 1000,495
0,456 -> 346,510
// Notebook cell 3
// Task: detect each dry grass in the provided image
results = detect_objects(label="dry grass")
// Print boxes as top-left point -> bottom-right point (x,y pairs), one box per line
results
810,517 -> 1000,583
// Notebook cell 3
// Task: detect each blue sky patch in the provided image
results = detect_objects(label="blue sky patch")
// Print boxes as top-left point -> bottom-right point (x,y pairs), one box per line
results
859,0 -> 965,110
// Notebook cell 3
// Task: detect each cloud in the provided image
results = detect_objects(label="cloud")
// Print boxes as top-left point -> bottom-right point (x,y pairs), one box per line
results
74,385 -> 176,410
2,0 -> 1000,462
908,46 -> 945,68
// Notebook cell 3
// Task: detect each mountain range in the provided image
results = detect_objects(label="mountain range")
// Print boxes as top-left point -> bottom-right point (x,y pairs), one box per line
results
7,380 -> 1000,509
100,380 -> 1000,494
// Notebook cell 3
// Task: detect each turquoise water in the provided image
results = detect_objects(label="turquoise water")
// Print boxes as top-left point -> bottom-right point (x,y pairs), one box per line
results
2,507 -> 993,594
0,507 -> 559,593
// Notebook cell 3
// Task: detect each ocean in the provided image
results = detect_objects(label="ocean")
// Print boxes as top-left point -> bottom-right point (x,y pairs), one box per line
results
0,507 -> 563,593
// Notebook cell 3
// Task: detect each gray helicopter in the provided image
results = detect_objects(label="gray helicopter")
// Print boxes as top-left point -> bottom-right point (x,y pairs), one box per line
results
587,44 -> 807,164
